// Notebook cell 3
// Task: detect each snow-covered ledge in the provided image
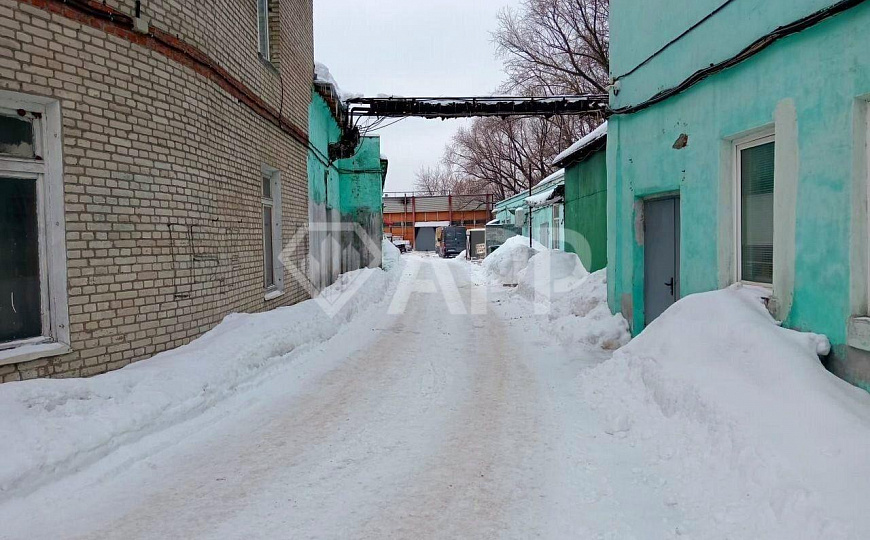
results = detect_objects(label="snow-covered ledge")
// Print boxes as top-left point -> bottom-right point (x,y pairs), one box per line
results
847,317 -> 870,352
0,341 -> 71,367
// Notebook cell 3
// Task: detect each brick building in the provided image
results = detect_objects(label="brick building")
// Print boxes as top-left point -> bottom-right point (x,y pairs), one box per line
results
0,0 -> 314,382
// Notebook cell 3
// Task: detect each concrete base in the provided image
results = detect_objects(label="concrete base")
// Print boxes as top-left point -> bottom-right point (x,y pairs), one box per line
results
825,344 -> 870,394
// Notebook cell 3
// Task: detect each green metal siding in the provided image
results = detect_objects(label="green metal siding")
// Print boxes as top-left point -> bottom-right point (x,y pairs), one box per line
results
565,149 -> 608,273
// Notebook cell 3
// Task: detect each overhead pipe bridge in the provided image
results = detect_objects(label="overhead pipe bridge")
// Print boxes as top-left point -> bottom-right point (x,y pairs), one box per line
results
346,95 -> 609,120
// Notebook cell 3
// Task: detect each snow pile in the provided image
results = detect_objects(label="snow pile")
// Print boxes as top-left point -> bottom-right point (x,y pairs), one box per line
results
382,237 -> 401,272
579,285 -> 870,537
517,251 -> 629,350
482,236 -> 545,285
0,260 -> 405,503
482,241 -> 629,350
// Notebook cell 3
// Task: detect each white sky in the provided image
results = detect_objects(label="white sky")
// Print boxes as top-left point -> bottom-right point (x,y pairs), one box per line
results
314,0 -> 520,193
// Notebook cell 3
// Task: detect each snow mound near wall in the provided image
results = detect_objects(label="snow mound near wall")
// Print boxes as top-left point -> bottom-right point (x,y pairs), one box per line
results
516,250 -> 589,298
545,270 -> 631,351
484,243 -> 629,351
382,238 -> 401,272
579,285 -> 870,538
0,260 -> 405,503
482,236 -> 545,285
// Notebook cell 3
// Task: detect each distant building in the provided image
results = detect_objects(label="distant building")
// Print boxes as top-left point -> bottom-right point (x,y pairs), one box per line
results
608,0 -> 870,389
490,170 -> 566,251
0,0 -> 313,382
383,194 -> 493,251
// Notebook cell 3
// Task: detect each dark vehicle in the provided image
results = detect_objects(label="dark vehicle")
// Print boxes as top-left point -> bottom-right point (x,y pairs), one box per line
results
436,226 -> 467,258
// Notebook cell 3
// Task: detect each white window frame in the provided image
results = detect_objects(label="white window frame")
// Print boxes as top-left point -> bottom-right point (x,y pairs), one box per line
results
552,203 -> 563,250
262,165 -> 284,300
734,129 -> 776,289
865,107 -> 870,308
0,90 -> 70,366
256,0 -> 271,62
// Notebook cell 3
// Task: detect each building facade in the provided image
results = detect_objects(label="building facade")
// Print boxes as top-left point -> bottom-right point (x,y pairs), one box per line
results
0,0 -> 313,382
608,0 -> 870,389
383,193 -> 492,251
307,78 -> 386,292
490,170 -> 566,251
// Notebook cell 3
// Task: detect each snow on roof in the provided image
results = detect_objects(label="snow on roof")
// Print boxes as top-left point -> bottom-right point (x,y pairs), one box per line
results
553,121 -> 607,166
486,218 -> 500,226
525,188 -> 556,208
493,169 -> 566,211
314,62 -> 362,102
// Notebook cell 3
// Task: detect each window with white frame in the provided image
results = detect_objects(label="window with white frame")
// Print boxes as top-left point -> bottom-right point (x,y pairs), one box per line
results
552,203 -> 563,250
0,91 -> 69,363
256,0 -> 271,62
736,132 -> 775,285
262,167 -> 283,295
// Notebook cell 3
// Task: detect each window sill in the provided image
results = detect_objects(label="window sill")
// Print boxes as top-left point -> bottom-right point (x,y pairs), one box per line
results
264,289 -> 285,301
0,341 -> 71,367
848,317 -> 870,352
258,54 -> 279,75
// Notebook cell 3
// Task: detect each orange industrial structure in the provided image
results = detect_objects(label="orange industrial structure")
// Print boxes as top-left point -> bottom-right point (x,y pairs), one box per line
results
383,194 -> 494,250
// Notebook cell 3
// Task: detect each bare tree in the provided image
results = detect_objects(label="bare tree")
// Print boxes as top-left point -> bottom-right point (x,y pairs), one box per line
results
431,0 -> 610,200
413,164 -> 480,196
495,0 -> 610,95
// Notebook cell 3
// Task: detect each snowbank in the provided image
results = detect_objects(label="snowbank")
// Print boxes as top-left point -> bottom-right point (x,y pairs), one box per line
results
579,285 -> 870,537
517,251 -> 629,350
382,237 -> 401,272
482,236 -> 545,285
0,259 -> 405,502
483,241 -> 629,350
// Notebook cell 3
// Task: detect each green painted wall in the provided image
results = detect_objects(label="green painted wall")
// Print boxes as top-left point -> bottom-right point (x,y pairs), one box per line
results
308,89 -> 385,283
564,149 -> 607,272
609,0 -> 870,387
308,91 -> 341,209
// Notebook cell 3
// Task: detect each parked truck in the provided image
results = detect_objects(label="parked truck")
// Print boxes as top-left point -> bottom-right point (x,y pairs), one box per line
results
436,226 -> 467,258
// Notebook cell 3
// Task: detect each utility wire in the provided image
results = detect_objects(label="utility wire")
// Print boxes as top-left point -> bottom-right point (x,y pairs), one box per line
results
610,0 -> 867,115
612,0 -> 737,82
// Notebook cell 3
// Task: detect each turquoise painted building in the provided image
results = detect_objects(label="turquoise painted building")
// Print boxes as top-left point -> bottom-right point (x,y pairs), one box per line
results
308,78 -> 387,291
490,169 -> 566,250
608,0 -> 870,389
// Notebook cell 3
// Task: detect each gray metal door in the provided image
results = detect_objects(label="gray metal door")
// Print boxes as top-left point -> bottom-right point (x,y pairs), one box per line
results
644,196 -> 680,325
415,227 -> 436,251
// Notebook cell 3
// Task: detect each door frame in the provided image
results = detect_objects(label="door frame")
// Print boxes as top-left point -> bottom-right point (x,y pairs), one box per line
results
642,192 -> 681,327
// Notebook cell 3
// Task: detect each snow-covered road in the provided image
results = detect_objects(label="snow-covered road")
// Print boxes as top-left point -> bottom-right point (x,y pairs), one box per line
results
5,251 -> 870,539
0,255 -> 616,539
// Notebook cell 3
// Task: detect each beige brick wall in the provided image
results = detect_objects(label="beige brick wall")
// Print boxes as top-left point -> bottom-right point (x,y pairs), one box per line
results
0,0 -> 314,382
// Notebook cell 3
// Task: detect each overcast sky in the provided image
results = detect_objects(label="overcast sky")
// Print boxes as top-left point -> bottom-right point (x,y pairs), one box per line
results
313,0 -> 520,193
